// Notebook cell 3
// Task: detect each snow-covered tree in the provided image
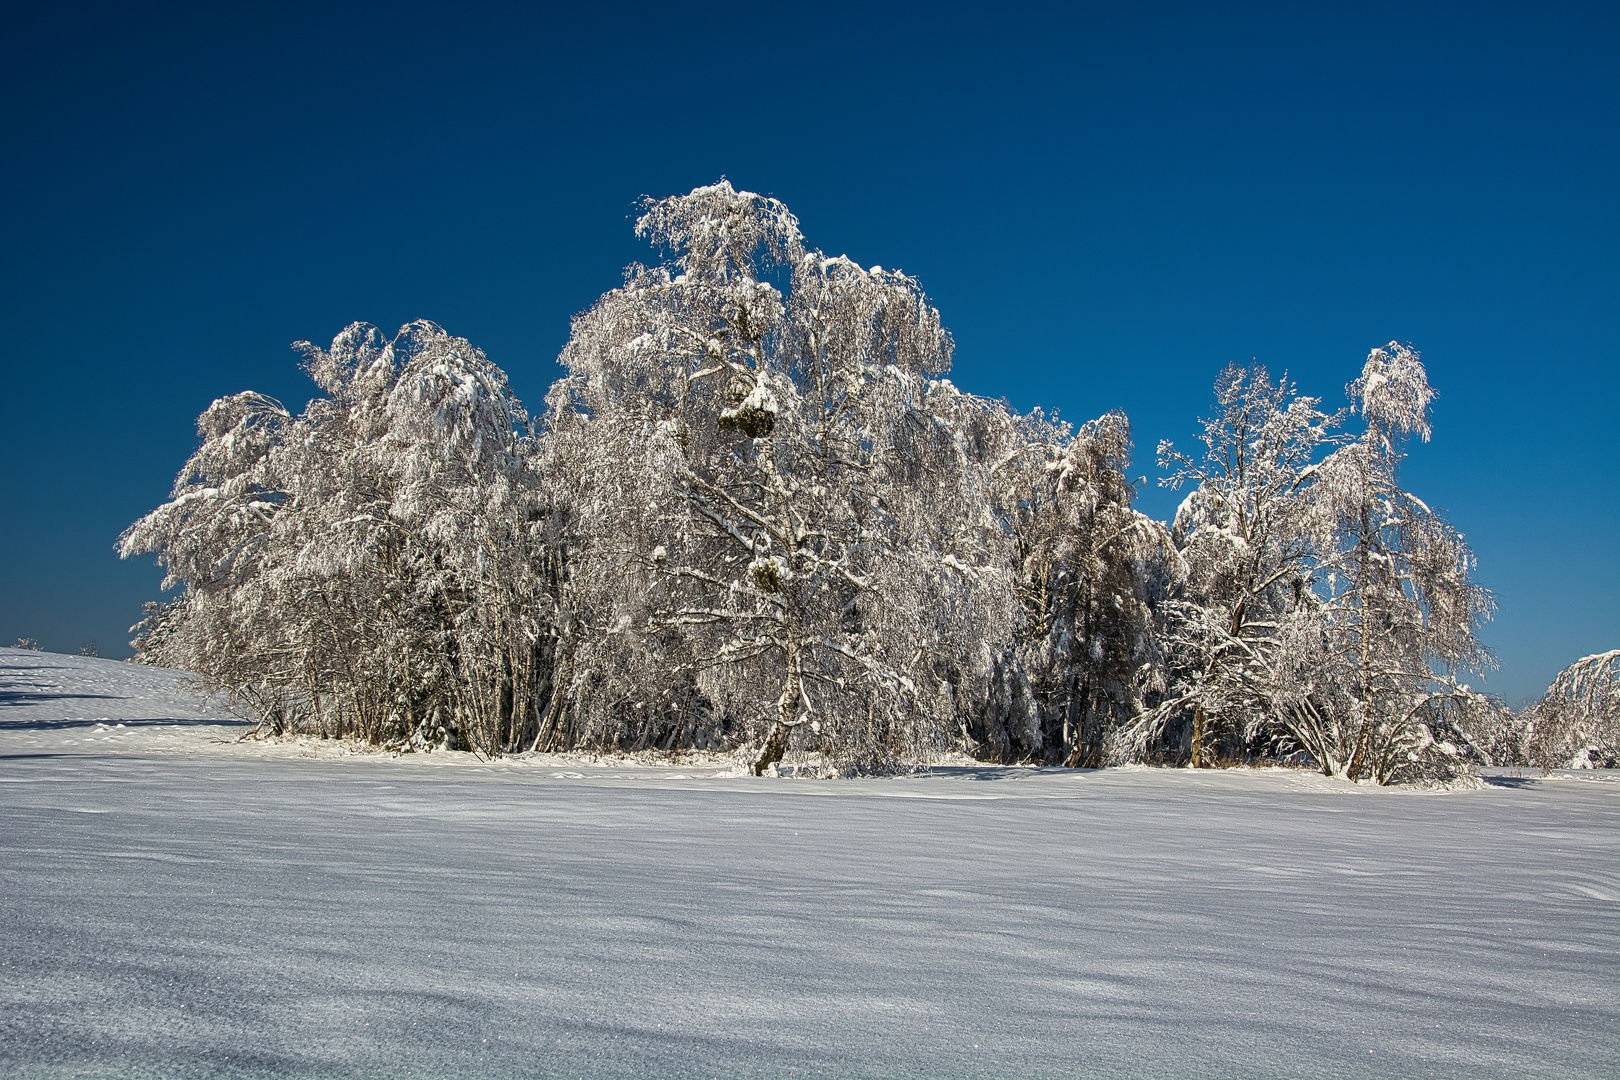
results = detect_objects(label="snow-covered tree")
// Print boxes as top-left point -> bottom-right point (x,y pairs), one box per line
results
981,410 -> 1177,765
547,181 -> 1015,773
1113,347 -> 1492,783
1115,365 -> 1339,766
1449,692 -> 1525,768
120,390 -> 297,724
1519,650 -> 1620,770
1285,343 -> 1495,783
121,321 -> 560,754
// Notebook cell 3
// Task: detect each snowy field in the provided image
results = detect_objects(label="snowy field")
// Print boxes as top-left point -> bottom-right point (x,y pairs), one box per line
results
1,648 -> 1615,1079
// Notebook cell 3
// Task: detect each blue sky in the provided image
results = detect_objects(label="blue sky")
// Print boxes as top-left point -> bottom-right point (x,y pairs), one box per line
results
1,1 -> 1613,703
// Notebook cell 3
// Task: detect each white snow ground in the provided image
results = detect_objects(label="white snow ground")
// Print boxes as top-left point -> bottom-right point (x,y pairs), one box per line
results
1,648 -> 1615,1079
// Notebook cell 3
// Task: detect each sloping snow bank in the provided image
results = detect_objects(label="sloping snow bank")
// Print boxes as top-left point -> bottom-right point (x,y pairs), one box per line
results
1,648 -> 1616,1079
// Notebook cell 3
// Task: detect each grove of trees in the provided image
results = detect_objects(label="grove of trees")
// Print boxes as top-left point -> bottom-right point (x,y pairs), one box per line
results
123,181 -> 1597,783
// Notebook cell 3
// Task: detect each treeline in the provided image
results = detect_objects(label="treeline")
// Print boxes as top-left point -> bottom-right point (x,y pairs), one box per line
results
121,182 -> 1613,781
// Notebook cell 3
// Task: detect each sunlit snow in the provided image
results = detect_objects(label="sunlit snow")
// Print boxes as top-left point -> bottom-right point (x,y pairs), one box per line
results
1,649 -> 1615,1079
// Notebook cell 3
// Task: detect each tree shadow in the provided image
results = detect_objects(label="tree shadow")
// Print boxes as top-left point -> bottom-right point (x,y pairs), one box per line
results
0,690 -> 127,707
0,715 -> 244,731
920,764 -> 1099,781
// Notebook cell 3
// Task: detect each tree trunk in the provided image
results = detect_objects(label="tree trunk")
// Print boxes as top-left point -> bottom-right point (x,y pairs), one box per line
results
1191,704 -> 1207,768
530,654 -> 573,752
754,644 -> 802,776
753,720 -> 791,776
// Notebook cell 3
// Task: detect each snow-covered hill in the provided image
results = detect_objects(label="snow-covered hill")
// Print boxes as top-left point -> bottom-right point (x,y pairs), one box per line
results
0,647 -> 244,752
1,648 -> 1615,1078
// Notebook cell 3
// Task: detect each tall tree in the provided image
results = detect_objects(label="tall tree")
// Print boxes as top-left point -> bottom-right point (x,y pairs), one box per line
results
122,321 -> 558,754
1117,365 -> 1340,766
1115,348 -> 1493,783
1286,343 -> 1495,782
548,182 -> 1013,773
983,411 -> 1176,766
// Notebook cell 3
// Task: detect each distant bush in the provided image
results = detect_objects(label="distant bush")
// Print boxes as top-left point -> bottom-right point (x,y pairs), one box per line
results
1524,651 -> 1620,771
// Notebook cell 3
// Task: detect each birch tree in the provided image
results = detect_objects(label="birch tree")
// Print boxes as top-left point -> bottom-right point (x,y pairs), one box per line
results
1112,348 -> 1492,783
1286,343 -> 1495,782
549,181 -> 1013,773
1114,365 -> 1340,766
1521,650 -> 1620,770
121,321 -> 560,754
982,411 -> 1177,765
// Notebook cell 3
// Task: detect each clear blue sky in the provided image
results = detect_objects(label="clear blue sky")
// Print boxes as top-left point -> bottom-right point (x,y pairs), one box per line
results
2,1 -> 1614,704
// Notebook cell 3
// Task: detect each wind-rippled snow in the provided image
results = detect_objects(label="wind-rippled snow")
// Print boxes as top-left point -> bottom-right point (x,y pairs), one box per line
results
1,648 -> 1615,1078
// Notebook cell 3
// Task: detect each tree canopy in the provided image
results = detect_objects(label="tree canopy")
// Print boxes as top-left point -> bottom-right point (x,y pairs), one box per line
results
123,182 -> 1528,783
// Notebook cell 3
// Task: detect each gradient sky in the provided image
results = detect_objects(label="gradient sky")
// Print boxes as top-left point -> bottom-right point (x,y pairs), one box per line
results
2,1 -> 1614,704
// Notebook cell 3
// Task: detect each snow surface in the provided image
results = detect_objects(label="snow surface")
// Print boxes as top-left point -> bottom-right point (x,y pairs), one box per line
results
2,648 -> 1616,1079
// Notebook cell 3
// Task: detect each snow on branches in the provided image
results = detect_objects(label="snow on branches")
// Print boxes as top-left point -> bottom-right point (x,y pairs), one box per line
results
122,184 -> 1505,782
1514,651 -> 1620,771
549,181 -> 1007,774
1117,349 -> 1494,782
122,321 -> 559,753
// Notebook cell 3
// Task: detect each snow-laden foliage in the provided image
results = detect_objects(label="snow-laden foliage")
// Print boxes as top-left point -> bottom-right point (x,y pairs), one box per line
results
1515,651 -> 1620,770
548,181 -> 1017,774
122,183 -> 1499,783
1116,348 -> 1494,782
122,322 -> 560,754
978,410 -> 1177,766
1112,366 -> 1340,766
1448,652 -> 1619,772
1295,345 -> 1494,783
